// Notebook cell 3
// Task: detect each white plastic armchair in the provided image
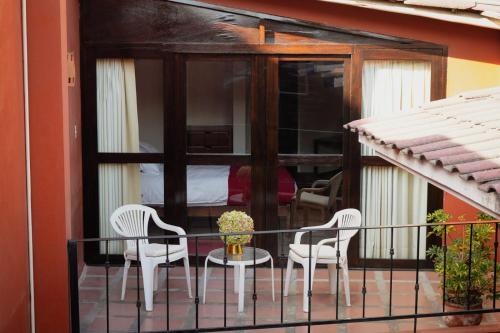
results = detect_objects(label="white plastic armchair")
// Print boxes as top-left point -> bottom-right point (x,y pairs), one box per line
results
110,204 -> 192,311
284,208 -> 361,312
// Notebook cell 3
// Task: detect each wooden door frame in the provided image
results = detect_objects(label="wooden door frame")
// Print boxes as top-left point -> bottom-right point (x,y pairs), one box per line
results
263,55 -> 352,258
347,46 -> 447,269
81,44 -> 446,265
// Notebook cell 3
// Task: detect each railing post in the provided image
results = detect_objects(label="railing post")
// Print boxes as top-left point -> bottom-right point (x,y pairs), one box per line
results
165,239 -> 170,332
467,224 -> 474,310
195,236 -> 200,330
280,231 -> 285,324
68,240 -> 80,333
389,227 -> 394,317
223,235 -> 227,328
413,226 -> 421,333
136,238 -> 141,333
308,230 -> 313,332
362,227 -> 367,318
442,225 -> 448,312
494,222 -> 498,309
253,235 -> 257,325
105,240 -> 110,333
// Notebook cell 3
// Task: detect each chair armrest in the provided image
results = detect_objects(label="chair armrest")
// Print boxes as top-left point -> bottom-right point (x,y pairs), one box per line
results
316,237 -> 339,257
151,211 -> 187,248
293,223 -> 331,245
296,187 -> 326,201
311,179 -> 329,188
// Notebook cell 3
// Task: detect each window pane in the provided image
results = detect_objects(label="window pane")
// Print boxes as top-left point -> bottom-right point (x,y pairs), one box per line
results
186,60 -> 251,154
278,61 -> 344,155
360,60 -> 431,260
97,58 -> 164,153
98,163 -> 167,254
287,165 -> 342,229
280,164 -> 342,250
96,164 -> 137,253
186,164 -> 252,256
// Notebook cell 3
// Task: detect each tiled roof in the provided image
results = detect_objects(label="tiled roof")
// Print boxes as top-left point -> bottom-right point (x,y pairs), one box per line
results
398,0 -> 500,19
345,86 -> 500,215
321,0 -> 500,29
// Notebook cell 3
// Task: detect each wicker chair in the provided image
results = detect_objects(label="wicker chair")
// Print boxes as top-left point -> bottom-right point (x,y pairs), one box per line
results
290,171 -> 343,228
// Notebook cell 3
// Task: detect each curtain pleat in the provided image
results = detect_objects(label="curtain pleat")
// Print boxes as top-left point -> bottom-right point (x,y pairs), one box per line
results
97,59 -> 141,254
360,61 -> 430,260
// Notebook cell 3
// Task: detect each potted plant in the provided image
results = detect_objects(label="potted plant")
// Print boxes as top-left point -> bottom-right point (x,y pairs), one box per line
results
427,210 -> 498,327
217,210 -> 254,255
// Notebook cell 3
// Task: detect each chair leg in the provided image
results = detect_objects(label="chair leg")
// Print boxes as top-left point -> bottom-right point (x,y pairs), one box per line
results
121,259 -> 131,301
284,257 -> 293,297
141,260 -> 155,311
237,264 -> 246,312
328,263 -> 337,295
341,261 -> 351,306
153,265 -> 159,292
234,265 -> 239,293
183,255 -> 193,298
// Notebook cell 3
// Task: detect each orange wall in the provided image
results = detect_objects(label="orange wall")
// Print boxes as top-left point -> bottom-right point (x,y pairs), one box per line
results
66,0 -> 84,271
0,1 -> 31,332
27,0 -> 82,331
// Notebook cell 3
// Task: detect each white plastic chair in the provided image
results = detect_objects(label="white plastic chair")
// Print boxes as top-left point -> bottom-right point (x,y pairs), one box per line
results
110,204 -> 192,311
284,208 -> 361,312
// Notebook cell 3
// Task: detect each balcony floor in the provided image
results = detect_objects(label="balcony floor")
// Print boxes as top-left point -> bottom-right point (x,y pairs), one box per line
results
78,265 -> 500,333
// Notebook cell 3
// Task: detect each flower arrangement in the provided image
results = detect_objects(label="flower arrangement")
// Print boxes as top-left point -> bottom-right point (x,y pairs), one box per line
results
217,211 -> 254,254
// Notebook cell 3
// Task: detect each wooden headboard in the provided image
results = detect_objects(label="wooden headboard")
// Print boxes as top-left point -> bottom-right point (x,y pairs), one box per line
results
187,125 -> 233,153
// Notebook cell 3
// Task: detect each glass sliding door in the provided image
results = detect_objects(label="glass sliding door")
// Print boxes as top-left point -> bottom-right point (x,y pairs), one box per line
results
185,57 -> 253,255
275,59 -> 347,237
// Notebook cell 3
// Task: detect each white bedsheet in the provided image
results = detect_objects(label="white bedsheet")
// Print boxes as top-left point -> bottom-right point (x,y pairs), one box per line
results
141,165 -> 230,206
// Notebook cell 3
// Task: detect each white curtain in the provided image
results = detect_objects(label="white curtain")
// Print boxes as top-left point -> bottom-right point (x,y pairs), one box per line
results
97,59 -> 141,254
360,61 -> 431,259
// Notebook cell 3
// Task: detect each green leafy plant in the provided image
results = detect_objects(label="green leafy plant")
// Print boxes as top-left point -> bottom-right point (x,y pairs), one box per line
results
427,210 -> 499,306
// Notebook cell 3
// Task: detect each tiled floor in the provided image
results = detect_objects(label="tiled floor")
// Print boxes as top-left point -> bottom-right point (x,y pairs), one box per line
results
79,265 -> 500,333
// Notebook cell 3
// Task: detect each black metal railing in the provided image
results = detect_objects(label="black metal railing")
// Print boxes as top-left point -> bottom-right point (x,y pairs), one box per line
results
68,220 -> 500,333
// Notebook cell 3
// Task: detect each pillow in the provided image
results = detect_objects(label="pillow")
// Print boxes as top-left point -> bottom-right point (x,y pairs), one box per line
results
141,163 -> 161,175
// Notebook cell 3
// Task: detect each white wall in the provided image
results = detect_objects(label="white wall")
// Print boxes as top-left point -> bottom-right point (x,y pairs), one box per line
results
187,61 -> 233,126
187,60 -> 250,154
135,59 -> 250,154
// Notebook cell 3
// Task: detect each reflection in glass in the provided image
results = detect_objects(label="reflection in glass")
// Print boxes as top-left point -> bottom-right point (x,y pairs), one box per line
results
186,60 -> 251,154
278,61 -> 344,156
288,165 -> 342,229
186,165 -> 254,255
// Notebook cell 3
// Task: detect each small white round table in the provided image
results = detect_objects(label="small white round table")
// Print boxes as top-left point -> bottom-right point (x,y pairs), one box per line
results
203,247 -> 275,312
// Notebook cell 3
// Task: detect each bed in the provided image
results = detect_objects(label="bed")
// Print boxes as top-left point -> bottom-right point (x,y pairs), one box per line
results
141,164 -> 296,208
140,125 -> 296,219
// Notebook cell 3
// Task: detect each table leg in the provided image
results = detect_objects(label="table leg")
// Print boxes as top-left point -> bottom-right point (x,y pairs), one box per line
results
203,256 -> 209,304
238,264 -> 245,312
234,265 -> 239,293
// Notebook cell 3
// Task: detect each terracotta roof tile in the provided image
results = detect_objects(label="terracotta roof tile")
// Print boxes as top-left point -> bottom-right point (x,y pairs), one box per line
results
344,86 -> 500,196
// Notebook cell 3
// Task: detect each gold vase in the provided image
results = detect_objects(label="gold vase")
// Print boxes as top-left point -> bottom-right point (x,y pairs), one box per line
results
226,244 -> 243,255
